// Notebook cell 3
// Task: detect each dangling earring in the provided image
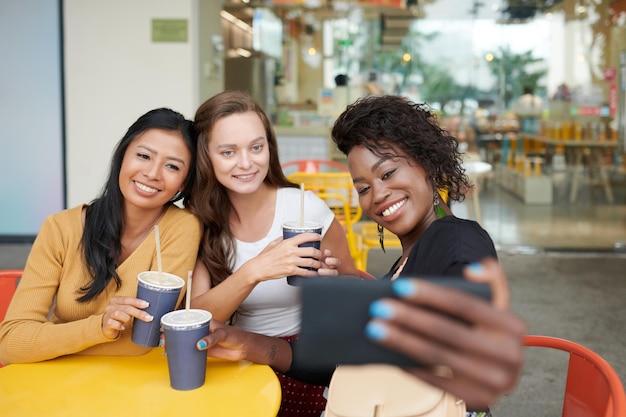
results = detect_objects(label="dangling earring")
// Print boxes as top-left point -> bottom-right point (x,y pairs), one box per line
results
433,191 -> 447,219
377,224 -> 386,253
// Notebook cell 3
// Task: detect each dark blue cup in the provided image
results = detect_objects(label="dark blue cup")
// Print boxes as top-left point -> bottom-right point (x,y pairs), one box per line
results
282,221 -> 322,286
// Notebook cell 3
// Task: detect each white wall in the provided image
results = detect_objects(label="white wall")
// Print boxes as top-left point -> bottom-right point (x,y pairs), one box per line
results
63,0 -> 200,206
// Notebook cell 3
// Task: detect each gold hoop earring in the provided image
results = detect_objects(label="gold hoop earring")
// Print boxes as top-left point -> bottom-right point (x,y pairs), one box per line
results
377,224 -> 386,253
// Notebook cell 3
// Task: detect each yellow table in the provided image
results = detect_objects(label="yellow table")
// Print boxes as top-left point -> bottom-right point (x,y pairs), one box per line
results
0,349 -> 281,417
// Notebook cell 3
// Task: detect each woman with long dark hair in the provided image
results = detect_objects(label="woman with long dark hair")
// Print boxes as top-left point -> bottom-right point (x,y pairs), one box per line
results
0,108 -> 202,364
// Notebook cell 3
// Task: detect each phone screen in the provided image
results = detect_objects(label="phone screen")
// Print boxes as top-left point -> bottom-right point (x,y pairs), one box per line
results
294,276 -> 491,370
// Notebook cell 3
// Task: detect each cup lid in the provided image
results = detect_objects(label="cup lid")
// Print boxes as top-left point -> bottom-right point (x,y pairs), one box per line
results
137,271 -> 185,290
161,309 -> 212,328
283,220 -> 323,230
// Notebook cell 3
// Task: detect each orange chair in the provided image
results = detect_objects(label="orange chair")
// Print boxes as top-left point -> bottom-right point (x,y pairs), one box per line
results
523,335 -> 626,417
0,269 -> 22,322
0,269 -> 22,368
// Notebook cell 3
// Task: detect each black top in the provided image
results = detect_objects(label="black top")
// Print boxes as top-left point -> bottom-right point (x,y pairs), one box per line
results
382,216 -> 497,280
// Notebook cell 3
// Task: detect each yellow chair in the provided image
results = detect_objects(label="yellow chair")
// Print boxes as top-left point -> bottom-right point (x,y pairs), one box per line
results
287,172 -> 362,266
357,222 -> 401,271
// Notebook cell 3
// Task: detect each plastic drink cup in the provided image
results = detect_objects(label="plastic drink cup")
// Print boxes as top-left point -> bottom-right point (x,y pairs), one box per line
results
282,220 -> 323,286
131,271 -> 185,347
161,309 -> 212,390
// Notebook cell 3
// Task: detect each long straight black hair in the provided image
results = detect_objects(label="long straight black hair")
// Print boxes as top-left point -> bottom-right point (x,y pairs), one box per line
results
78,108 -> 196,302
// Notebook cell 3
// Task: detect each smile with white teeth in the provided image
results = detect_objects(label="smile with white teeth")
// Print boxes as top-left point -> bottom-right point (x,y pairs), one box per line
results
381,198 -> 407,217
134,181 -> 159,193
234,173 -> 255,180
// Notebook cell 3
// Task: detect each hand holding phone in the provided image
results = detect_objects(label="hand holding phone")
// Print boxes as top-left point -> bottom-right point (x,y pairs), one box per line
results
295,276 -> 492,370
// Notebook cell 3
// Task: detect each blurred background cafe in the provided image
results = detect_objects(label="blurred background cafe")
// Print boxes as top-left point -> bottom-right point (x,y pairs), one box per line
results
223,0 -> 626,254
2,3 -> 626,413
1,0 -> 626,256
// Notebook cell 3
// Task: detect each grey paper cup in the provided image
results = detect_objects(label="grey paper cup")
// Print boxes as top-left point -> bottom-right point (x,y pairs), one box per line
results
161,309 -> 212,390
131,271 -> 185,347
282,221 -> 322,286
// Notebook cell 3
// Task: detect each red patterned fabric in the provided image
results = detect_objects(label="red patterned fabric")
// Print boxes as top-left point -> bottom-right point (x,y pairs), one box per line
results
275,335 -> 327,417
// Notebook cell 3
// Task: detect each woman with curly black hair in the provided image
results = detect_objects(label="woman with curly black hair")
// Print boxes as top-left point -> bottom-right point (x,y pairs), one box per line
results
331,94 -> 496,280
331,95 -> 501,417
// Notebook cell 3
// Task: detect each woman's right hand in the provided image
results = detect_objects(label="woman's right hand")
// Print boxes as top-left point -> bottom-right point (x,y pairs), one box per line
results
101,296 -> 152,340
247,233 -> 323,282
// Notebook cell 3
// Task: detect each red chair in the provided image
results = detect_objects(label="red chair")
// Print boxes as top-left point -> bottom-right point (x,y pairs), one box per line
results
0,269 -> 22,322
281,159 -> 348,175
523,335 -> 626,417
0,269 -> 22,367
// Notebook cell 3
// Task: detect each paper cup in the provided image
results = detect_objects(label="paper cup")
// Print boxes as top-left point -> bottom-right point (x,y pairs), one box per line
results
161,309 -> 212,390
282,221 -> 323,286
131,271 -> 185,347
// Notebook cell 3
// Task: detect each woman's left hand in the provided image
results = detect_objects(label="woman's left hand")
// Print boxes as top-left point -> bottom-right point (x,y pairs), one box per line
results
101,296 -> 152,340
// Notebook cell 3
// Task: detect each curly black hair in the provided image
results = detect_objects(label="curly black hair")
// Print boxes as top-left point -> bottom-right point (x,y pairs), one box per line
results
331,95 -> 470,202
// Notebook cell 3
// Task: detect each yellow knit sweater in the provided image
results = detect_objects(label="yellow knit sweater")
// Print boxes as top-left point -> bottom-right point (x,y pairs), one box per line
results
0,204 -> 202,364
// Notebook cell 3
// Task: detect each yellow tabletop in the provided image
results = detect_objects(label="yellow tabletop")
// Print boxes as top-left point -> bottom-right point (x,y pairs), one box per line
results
0,349 -> 281,417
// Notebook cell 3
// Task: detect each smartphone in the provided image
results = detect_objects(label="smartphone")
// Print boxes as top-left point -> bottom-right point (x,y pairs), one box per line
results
294,276 -> 492,370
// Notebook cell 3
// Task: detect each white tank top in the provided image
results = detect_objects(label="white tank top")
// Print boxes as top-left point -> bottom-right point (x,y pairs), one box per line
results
232,187 -> 334,337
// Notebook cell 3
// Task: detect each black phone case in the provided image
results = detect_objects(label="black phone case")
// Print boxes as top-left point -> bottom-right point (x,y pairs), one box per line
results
295,276 -> 492,370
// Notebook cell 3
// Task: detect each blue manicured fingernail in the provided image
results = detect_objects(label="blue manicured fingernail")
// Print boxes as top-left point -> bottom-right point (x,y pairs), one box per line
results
158,339 -> 163,347
369,300 -> 394,319
467,263 -> 484,273
197,340 -> 207,350
365,322 -> 388,341
392,279 -> 417,297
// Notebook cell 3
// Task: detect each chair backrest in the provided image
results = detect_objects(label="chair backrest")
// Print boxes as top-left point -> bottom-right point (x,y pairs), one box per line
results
0,269 -> 23,322
287,171 -> 362,264
281,159 -> 348,176
287,172 -> 361,225
523,335 -> 626,417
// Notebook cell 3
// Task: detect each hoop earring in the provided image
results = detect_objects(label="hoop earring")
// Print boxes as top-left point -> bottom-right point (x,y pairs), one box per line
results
433,191 -> 446,219
377,224 -> 386,253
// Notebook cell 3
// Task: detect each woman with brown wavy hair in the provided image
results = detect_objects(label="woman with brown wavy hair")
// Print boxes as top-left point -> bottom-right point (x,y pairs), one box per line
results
188,90 -> 359,417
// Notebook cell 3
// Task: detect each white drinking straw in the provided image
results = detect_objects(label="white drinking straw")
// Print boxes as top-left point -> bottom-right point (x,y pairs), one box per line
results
300,183 -> 305,226
154,225 -> 163,282
185,270 -> 192,318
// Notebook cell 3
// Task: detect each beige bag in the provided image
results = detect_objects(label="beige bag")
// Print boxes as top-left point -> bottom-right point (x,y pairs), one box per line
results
324,364 -> 466,417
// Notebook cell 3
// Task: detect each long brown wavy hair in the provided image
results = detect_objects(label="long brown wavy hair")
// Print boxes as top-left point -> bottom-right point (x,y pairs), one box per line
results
190,90 -> 297,287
